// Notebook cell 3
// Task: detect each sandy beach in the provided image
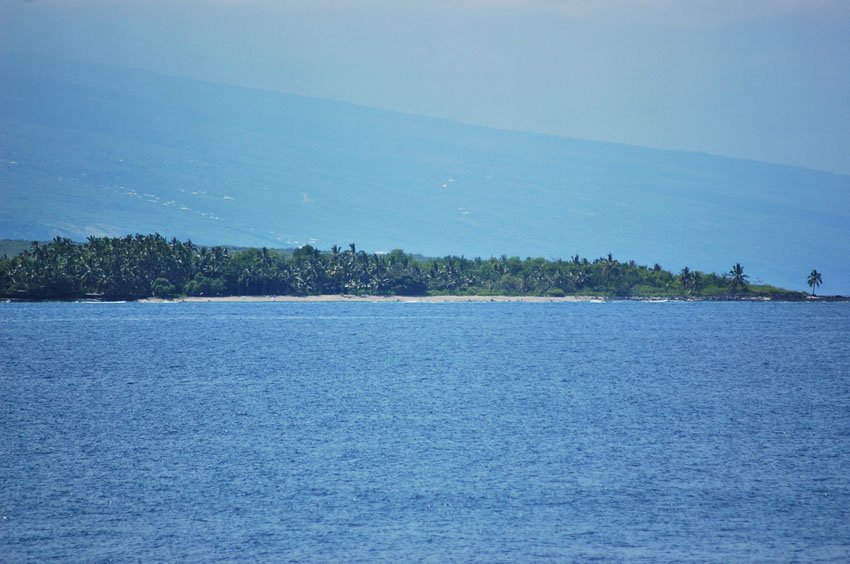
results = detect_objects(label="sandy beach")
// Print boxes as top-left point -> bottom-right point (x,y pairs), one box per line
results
140,294 -> 600,304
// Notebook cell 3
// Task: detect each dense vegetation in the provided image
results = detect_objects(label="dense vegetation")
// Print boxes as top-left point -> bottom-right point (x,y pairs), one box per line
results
0,234 -> 806,300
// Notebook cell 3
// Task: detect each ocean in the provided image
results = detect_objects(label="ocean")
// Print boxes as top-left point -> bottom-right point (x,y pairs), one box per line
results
2,301 -> 849,561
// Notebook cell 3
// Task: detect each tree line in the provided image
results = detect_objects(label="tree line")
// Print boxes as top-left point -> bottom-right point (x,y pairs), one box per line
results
0,234 -> 806,300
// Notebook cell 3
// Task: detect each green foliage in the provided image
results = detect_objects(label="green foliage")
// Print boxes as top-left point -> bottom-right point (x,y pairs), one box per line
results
0,233 -> 805,300
728,263 -> 750,293
185,274 -> 226,297
698,285 -> 730,298
151,277 -> 177,299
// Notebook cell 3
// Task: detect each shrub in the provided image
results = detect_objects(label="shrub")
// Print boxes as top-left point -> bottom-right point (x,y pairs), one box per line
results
185,275 -> 227,297
151,277 -> 177,299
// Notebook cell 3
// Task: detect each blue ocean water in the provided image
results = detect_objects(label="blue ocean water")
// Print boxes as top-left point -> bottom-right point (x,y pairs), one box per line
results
1,301 -> 849,561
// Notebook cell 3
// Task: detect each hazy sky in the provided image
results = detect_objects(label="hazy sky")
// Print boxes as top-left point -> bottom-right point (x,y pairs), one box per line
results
3,0 -> 850,173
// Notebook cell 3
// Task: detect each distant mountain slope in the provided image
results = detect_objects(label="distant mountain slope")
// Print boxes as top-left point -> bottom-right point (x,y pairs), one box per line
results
0,239 -> 33,258
2,52 -> 849,293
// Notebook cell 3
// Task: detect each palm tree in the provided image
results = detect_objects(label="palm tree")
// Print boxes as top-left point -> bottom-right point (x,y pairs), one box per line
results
807,269 -> 823,296
728,263 -> 749,293
572,269 -> 589,290
599,253 -> 620,287
679,266 -> 692,293
690,271 -> 703,294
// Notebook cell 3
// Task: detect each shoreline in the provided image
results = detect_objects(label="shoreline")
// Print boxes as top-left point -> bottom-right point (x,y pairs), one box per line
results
135,294 -> 847,304
5,294 -> 847,304
139,294 -> 600,304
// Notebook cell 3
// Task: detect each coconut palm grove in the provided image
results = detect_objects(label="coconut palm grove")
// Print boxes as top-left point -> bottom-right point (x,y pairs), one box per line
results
0,234 -> 824,301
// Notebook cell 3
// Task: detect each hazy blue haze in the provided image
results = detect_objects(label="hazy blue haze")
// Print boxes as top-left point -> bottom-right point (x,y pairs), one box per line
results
2,301 -> 849,561
2,53 -> 849,294
2,0 -> 849,174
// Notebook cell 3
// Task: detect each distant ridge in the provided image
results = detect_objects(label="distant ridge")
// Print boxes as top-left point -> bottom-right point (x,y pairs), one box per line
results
1,51 -> 849,293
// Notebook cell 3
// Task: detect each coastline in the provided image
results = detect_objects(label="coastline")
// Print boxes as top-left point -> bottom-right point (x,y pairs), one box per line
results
139,294 -> 600,304
136,294 -> 847,303
5,294 -> 846,304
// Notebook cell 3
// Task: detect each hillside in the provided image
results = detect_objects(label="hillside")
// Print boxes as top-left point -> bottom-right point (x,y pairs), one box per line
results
1,52 -> 849,293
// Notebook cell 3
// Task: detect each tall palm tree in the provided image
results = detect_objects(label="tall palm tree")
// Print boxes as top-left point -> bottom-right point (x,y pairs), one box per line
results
807,269 -> 823,296
728,263 -> 749,293
600,253 -> 619,286
690,271 -> 703,294
679,266 -> 692,292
